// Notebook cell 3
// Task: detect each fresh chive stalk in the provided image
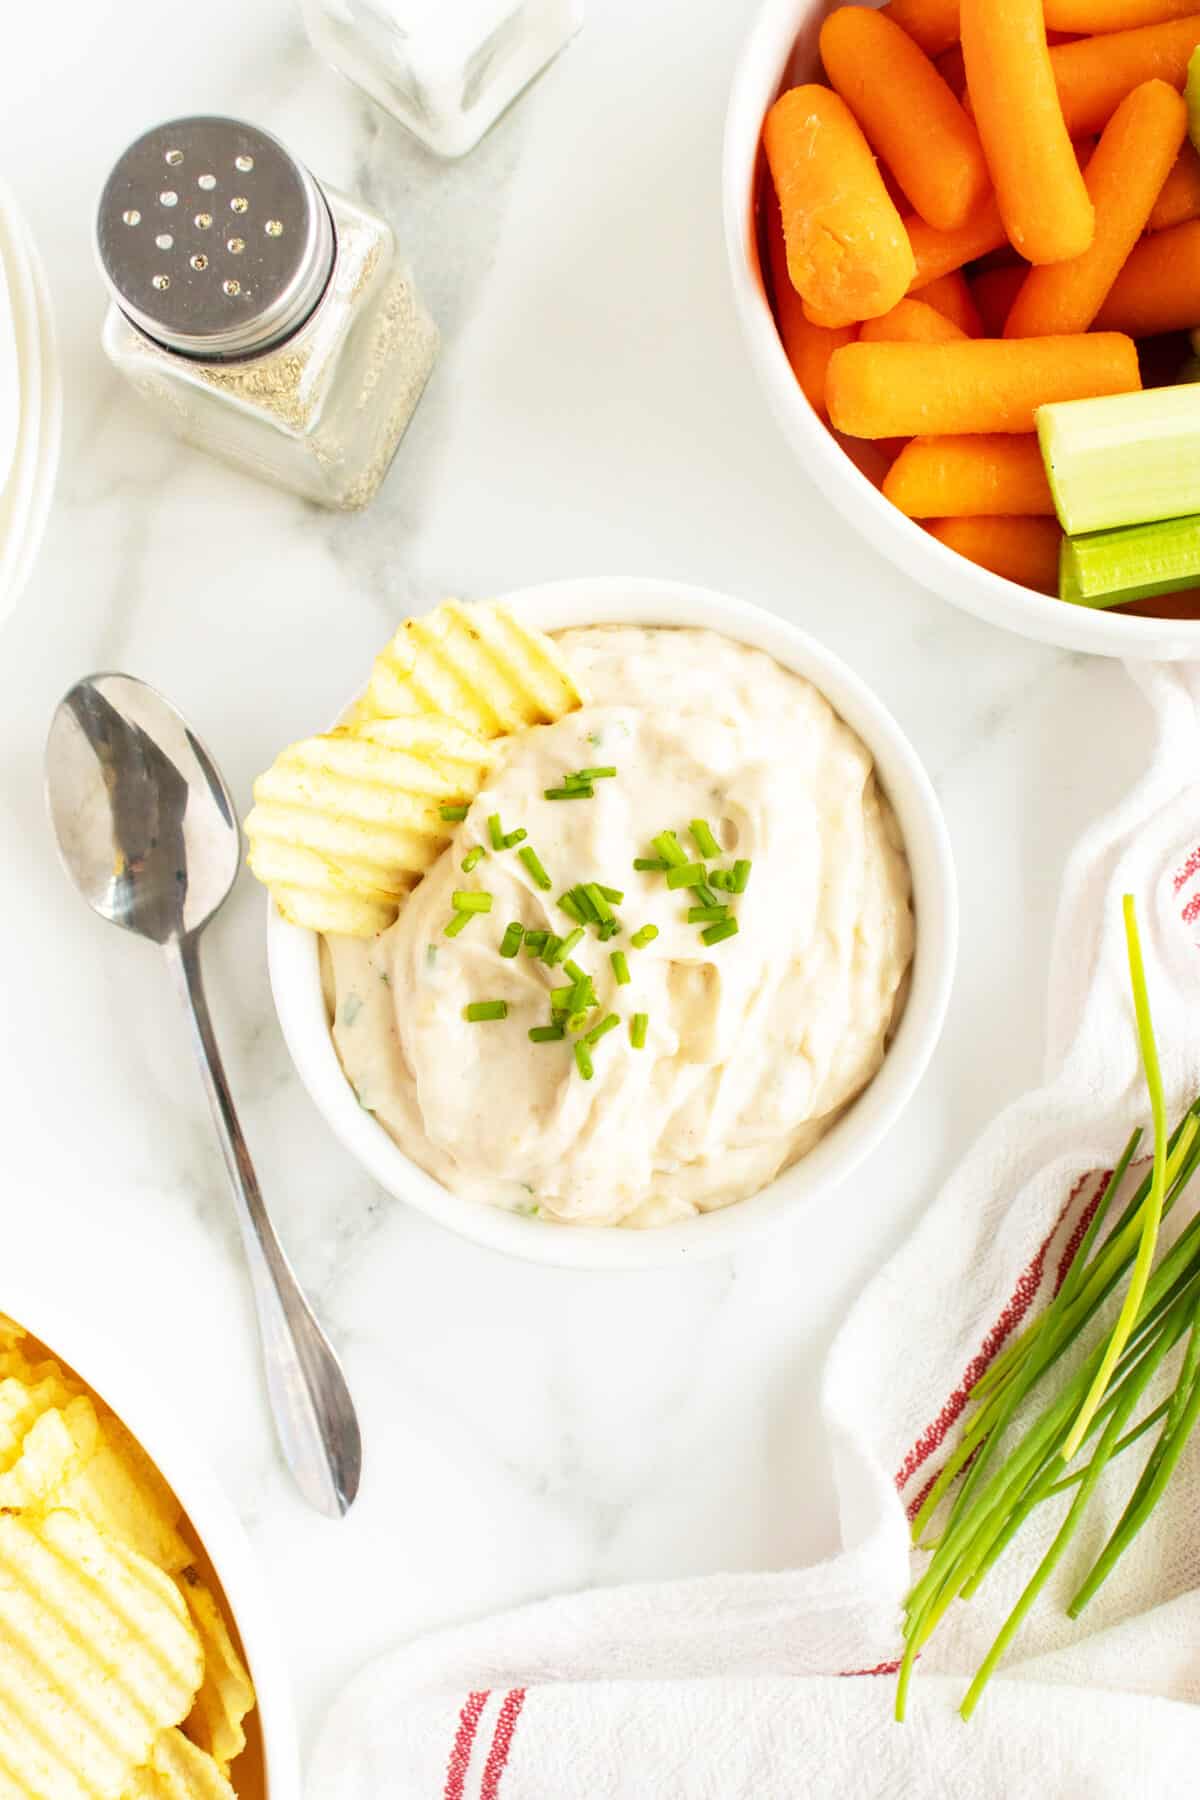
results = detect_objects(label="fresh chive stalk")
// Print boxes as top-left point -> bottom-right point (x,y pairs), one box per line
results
461,846 -> 487,874
688,905 -> 728,924
499,922 -> 524,958
519,846 -> 552,890
574,1041 -> 594,1080
690,819 -> 721,858
501,827 -> 527,848
529,1024 -> 564,1042
558,891 -> 587,924
549,927 -> 586,966
584,882 -> 614,922
610,951 -> 630,985
701,919 -> 739,946
652,831 -> 687,867
523,930 -> 548,957
574,766 -> 616,781
444,912 -> 471,938
631,1013 -> 648,1049
631,924 -> 658,949
440,803 -> 469,822
488,813 -> 504,850
545,784 -> 594,800
665,863 -> 707,890
895,896 -> 1200,1727
598,919 -> 620,941
584,1012 -> 619,1047
464,1001 -> 507,1022
452,891 -> 492,913
634,857 -> 668,872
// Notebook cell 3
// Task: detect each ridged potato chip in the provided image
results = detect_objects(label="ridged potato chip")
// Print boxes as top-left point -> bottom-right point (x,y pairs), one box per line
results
124,1731 -> 235,1800
0,1509 -> 202,1800
246,714 -> 494,937
0,1372 -> 76,1472
351,599 -> 586,736
177,1578 -> 255,1771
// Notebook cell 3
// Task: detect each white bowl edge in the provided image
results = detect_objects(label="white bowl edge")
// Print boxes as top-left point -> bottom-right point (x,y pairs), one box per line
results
267,576 -> 958,1271
721,0 -> 1200,662
0,1278 -> 301,1798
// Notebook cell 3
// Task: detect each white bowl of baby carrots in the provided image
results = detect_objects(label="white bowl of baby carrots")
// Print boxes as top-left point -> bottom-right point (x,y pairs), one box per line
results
724,0 -> 1200,658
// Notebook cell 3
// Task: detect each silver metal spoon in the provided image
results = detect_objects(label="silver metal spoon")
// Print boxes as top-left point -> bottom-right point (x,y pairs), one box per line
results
45,673 -> 362,1518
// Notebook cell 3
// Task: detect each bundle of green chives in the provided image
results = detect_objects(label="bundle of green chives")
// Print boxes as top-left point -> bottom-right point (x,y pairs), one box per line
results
898,896 -> 1200,1723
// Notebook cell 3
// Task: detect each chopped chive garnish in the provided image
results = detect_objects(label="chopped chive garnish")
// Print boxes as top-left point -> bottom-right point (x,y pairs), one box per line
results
558,891 -> 587,924
499,922 -> 524,958
529,1024 -> 565,1042
665,863 -> 707,890
444,912 -> 472,937
631,924 -> 658,948
452,891 -> 493,913
598,885 -> 624,904
571,975 -> 596,1010
708,869 -> 733,891
631,1013 -> 648,1049
464,1000 -> 507,1022
701,918 -> 739,946
695,881 -> 719,907
545,785 -> 594,800
440,803 -> 469,822
519,846 -> 552,890
501,827 -> 528,849
688,905 -> 728,924
610,950 -> 630,985
567,1010 -> 591,1033
584,1012 -> 619,1047
573,766 -> 617,781
598,919 -> 620,941
732,859 -> 752,893
564,959 -> 589,984
549,926 -> 586,965
570,884 -> 599,922
574,1041 -> 594,1080
540,933 -> 564,964
584,882 -> 613,923
634,857 -> 669,872
652,830 -> 687,867
488,813 -> 504,851
461,846 -> 487,874
523,929 -> 548,956
550,985 -> 575,1011
690,819 -> 721,859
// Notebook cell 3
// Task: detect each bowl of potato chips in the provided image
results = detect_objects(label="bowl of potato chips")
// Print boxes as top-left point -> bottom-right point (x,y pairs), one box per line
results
0,1283 -> 299,1799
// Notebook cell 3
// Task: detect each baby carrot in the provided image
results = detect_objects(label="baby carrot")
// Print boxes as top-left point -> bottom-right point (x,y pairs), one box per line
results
820,8 -> 989,231
1051,16 -> 1200,134
1093,216 -> 1200,330
926,516 -> 1063,592
1005,80 -> 1187,336
826,334 -> 1141,437
971,264 -> 1027,334
882,0 -> 960,54
859,298 -> 968,343
763,85 -> 915,328
883,435 -> 1056,516
1045,0 -> 1200,28
1147,141 -> 1200,227
904,192 -> 1008,288
915,270 -> 985,336
763,189 -> 856,419
961,0 -> 1095,263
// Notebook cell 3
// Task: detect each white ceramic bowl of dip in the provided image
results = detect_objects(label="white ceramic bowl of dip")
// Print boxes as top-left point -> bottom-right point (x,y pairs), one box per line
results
722,0 -> 1200,661
0,1278 -> 299,1800
267,577 -> 957,1270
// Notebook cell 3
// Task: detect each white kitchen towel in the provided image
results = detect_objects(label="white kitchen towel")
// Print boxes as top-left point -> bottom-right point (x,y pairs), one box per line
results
310,661 -> 1200,1798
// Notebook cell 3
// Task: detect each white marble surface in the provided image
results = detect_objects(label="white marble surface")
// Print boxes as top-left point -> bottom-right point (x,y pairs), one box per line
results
0,0 -> 1160,1773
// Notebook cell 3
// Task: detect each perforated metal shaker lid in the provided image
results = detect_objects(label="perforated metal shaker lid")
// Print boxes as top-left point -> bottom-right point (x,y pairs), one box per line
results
96,116 -> 335,360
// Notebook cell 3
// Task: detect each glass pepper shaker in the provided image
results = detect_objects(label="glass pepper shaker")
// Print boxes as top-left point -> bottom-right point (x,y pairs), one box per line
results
96,116 -> 439,510
300,0 -> 585,159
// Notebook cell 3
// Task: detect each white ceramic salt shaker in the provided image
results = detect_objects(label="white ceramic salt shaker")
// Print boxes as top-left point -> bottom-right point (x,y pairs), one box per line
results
96,116 -> 439,510
300,0 -> 585,158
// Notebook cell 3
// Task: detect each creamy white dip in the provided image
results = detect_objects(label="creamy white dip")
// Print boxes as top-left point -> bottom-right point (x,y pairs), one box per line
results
327,626 -> 914,1227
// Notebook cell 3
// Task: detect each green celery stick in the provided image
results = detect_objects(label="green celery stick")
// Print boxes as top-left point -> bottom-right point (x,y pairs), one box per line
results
1037,387 -> 1200,535
1060,513 -> 1200,609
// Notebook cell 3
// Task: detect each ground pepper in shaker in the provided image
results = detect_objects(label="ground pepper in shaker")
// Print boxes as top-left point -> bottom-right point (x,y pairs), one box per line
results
96,116 -> 439,510
300,0 -> 584,158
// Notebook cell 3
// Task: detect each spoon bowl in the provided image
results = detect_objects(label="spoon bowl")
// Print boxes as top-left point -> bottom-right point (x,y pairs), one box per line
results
46,673 -> 362,1518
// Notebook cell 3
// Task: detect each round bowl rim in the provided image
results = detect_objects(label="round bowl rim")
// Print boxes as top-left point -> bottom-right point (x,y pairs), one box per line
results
0,1276 -> 300,1798
720,0 -> 1200,662
266,575 -> 958,1270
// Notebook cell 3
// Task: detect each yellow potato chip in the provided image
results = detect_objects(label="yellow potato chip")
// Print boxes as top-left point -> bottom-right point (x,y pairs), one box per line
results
0,1406 -> 81,1507
246,715 -> 493,937
177,1577 -> 255,1772
0,1509 -> 202,1800
352,598 -> 586,737
0,1374 -> 76,1473
0,1316 -> 26,1353
61,1402 -> 192,1576
124,1730 -> 235,1800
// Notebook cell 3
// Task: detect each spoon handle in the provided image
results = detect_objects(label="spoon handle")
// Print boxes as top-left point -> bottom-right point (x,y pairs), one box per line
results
165,933 -> 362,1518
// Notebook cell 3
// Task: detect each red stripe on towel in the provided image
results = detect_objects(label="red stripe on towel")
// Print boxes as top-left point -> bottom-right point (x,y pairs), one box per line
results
443,1690 -> 490,1800
480,1688 -> 527,1799
1173,843 -> 1200,892
894,1175 -> 1091,1501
